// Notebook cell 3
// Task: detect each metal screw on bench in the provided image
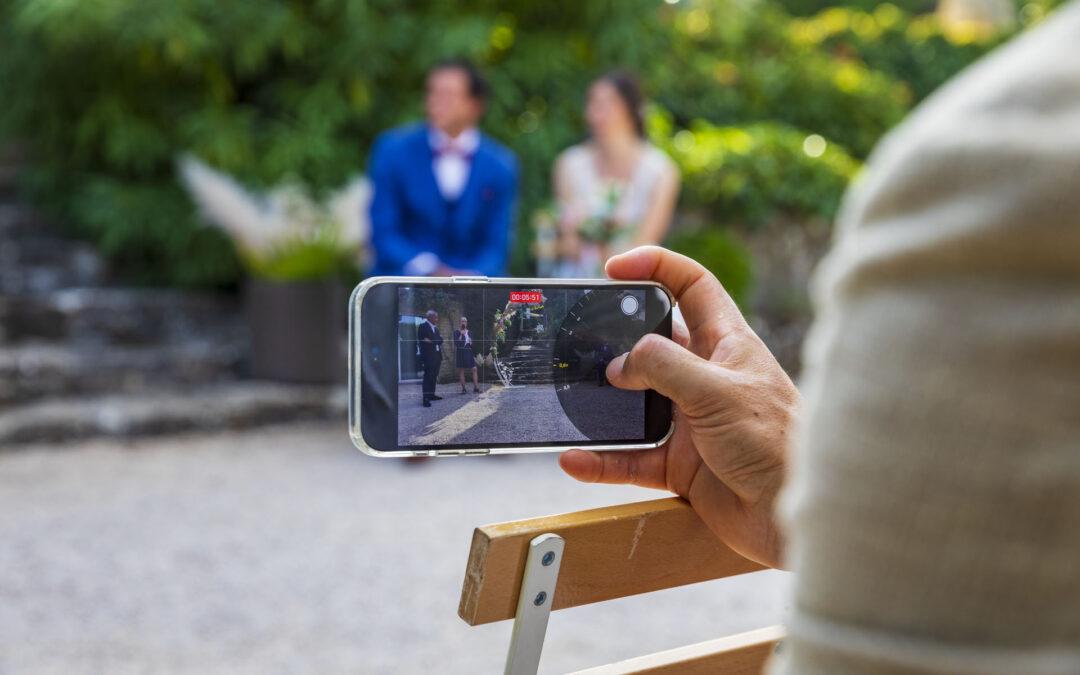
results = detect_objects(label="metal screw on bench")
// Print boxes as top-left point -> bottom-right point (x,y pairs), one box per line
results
505,532 -> 564,675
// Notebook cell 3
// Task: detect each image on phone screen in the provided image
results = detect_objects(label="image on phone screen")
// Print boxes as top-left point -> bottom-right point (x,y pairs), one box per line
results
361,283 -> 670,451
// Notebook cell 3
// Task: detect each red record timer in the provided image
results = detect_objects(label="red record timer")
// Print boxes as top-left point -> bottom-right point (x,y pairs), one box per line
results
509,290 -> 544,304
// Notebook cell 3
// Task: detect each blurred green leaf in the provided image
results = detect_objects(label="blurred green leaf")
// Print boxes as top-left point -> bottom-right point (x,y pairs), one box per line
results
667,228 -> 754,311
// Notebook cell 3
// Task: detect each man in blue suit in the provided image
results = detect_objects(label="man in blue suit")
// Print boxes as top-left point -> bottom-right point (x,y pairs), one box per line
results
369,59 -> 518,277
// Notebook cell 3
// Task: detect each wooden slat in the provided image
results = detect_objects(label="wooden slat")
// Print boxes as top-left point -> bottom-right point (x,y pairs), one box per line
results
458,497 -> 765,626
570,625 -> 784,675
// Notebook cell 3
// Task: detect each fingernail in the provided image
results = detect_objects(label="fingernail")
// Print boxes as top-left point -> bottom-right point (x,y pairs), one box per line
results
606,353 -> 628,380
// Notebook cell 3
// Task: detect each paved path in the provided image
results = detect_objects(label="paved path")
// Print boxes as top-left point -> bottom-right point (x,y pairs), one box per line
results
0,423 -> 789,674
399,383 -> 587,446
398,383 -> 644,446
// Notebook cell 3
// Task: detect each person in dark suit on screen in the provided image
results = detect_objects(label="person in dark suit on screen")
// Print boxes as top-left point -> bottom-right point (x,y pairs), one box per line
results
594,341 -> 615,386
417,310 -> 444,407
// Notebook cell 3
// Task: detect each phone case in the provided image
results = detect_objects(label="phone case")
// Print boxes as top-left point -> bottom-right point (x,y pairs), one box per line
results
349,275 -> 675,458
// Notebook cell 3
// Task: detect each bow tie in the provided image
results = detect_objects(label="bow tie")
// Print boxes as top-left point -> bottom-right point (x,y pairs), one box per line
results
435,142 -> 474,160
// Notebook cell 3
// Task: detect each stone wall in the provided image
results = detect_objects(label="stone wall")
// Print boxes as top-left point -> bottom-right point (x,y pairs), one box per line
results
744,218 -> 834,378
0,144 -> 345,445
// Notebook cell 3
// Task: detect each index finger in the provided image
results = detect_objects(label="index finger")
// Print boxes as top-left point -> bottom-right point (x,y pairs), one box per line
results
605,246 -> 744,344
559,446 -> 669,490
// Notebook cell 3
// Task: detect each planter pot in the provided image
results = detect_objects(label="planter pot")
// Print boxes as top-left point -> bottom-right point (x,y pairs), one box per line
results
244,278 -> 346,384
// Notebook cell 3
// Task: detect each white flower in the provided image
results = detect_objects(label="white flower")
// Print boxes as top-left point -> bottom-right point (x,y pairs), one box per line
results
330,177 -> 372,250
176,154 -> 371,262
177,155 -> 282,255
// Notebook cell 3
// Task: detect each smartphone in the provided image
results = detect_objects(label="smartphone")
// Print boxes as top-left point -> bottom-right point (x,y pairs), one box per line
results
348,276 -> 674,457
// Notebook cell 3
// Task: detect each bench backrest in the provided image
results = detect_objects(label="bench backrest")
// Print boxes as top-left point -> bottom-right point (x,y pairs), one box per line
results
459,497 -> 782,672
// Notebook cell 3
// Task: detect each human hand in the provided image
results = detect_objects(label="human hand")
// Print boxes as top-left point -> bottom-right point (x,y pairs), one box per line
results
560,246 -> 799,568
432,264 -> 471,277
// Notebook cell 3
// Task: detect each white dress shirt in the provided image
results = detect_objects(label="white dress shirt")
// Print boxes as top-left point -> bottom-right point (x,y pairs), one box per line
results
404,128 -> 481,276
430,127 -> 479,201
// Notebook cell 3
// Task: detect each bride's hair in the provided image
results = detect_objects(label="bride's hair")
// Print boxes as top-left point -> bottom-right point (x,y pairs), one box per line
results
597,70 -> 646,139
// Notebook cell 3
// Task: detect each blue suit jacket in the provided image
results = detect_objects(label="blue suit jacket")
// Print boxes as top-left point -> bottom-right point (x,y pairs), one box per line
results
368,124 -> 518,276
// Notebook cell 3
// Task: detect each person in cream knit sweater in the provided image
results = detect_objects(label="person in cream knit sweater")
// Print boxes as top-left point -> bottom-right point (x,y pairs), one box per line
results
560,3 -> 1080,672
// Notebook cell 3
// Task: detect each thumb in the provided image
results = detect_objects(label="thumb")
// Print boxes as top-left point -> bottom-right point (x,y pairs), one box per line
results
606,333 -> 724,412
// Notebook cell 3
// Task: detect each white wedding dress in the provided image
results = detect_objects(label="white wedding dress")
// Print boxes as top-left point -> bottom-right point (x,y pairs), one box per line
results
554,142 -> 675,278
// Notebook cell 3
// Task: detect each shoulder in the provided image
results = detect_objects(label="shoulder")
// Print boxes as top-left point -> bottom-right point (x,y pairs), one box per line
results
642,144 -> 679,179
554,143 -> 593,183
556,143 -> 591,170
372,123 -> 427,157
825,1 -> 1080,270
478,134 -> 518,176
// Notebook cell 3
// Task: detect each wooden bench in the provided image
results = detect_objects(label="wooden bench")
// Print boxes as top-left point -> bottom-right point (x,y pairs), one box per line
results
459,497 -> 784,674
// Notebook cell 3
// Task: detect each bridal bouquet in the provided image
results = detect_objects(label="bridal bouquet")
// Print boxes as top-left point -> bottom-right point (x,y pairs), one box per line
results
576,184 -> 624,244
178,155 -> 370,281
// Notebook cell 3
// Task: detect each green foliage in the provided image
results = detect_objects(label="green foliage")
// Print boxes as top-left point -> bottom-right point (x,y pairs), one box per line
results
657,117 -> 861,229
650,1 -> 911,159
59,174 -> 241,287
666,229 -> 754,311
0,0 -> 670,286
788,5 -> 1008,102
780,0 -> 1071,19
245,239 -> 356,283
778,0 -> 935,17
0,0 -> 1022,287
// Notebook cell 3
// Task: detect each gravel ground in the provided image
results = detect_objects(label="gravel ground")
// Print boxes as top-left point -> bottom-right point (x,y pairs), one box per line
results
0,423 -> 790,674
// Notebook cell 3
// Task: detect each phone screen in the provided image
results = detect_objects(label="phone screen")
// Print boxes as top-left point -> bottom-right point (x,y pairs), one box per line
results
354,281 -> 672,453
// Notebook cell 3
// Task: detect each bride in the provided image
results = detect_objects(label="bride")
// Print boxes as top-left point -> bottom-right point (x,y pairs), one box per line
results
549,71 -> 680,278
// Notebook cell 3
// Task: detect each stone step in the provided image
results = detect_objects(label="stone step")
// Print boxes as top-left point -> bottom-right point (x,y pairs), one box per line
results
0,340 -> 245,405
0,382 -> 346,446
0,164 -> 18,197
498,352 -> 555,384
0,201 -> 108,294
0,236 -> 105,296
0,202 -> 53,240
0,287 -> 243,345
0,142 -> 28,196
